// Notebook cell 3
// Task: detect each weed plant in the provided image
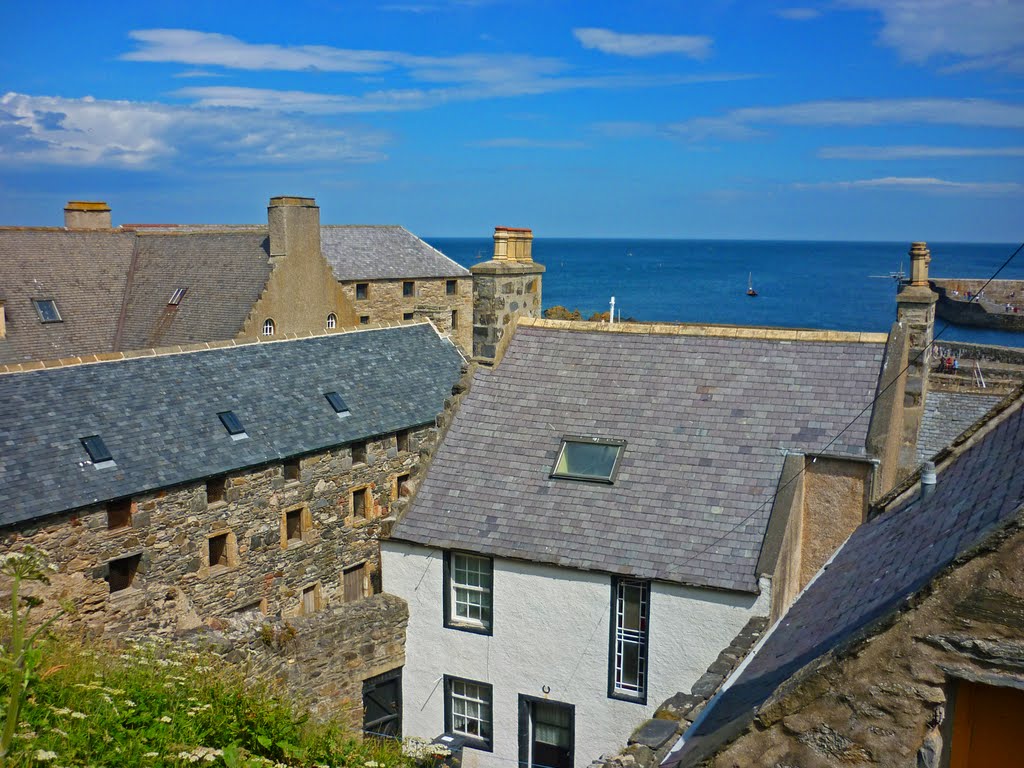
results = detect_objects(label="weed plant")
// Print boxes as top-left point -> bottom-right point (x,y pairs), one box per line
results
0,633 -> 424,768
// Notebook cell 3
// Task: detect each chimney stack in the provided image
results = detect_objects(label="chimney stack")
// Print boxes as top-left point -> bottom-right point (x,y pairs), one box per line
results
895,241 -> 938,475
471,226 -> 544,364
268,196 -> 320,259
64,201 -> 112,230
920,460 -> 937,501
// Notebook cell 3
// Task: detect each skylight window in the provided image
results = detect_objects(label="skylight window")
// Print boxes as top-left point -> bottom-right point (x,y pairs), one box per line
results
218,411 -> 247,439
168,288 -> 187,306
324,391 -> 350,417
80,435 -> 114,467
33,299 -> 61,323
551,437 -> 625,483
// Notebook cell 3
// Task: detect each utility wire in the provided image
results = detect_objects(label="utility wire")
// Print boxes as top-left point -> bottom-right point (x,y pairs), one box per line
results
680,240 -> 1024,576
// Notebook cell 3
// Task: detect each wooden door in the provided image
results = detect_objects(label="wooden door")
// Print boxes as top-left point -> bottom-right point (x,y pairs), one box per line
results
949,680 -> 1024,768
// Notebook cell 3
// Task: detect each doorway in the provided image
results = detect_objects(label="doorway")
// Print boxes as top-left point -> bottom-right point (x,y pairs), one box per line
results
363,668 -> 402,739
519,695 -> 574,768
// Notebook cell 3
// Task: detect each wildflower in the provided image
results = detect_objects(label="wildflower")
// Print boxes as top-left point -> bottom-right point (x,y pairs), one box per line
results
49,707 -> 71,716
159,716 -> 172,723
70,712 -> 86,720
123,699 -> 136,707
143,753 -> 159,759
49,728 -> 68,738
35,750 -> 58,762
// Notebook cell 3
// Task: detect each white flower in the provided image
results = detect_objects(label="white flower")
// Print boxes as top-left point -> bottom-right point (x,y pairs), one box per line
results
143,753 -> 159,759
69,712 -> 86,720
35,751 -> 58,762
159,716 -> 172,723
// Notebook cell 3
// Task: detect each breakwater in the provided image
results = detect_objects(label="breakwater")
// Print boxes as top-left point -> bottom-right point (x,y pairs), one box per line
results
931,278 -> 1024,332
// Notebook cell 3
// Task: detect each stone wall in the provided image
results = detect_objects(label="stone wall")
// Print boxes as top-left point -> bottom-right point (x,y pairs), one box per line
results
4,424 -> 436,638
228,593 -> 408,732
340,277 -> 473,353
941,340 -> 1024,367
470,265 -> 543,362
703,519 -> 1024,768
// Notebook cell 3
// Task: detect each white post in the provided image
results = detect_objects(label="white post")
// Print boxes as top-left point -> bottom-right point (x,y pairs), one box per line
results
609,296 -> 616,325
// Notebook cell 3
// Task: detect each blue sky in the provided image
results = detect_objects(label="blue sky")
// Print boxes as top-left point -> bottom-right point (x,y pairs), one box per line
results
2,0 -> 1022,240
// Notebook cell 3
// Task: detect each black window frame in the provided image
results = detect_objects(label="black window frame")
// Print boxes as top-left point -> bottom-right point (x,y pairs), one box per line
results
355,282 -> 369,300
443,550 -> 494,636
443,675 -> 493,752
607,576 -> 650,705
403,280 -> 415,297
80,434 -> 113,464
33,299 -> 62,323
403,312 -> 415,321
217,410 -> 246,436
446,279 -> 458,296
324,391 -> 350,416
550,436 -> 626,484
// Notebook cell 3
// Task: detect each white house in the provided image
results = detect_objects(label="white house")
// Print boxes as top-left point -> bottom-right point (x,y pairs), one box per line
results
382,318 -> 889,767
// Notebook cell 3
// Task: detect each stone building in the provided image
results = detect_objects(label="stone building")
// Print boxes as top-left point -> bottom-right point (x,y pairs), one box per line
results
321,226 -> 474,353
383,317 -> 900,767
0,197 -> 478,364
0,323 -> 464,729
661,387 -> 1024,767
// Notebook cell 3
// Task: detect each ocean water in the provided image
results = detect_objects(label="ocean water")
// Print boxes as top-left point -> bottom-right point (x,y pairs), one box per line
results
427,238 -> 1024,348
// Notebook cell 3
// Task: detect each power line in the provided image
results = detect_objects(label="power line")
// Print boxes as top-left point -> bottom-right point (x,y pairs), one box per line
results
679,240 -> 1024,576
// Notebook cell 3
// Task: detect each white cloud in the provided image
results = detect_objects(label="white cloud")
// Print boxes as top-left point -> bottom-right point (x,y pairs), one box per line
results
775,8 -> 822,20
572,28 -> 712,59
668,98 -> 1024,140
0,92 -> 387,168
471,137 -> 586,149
794,176 -> 1024,194
819,144 -> 1024,159
841,0 -> 1024,72
172,70 -> 227,79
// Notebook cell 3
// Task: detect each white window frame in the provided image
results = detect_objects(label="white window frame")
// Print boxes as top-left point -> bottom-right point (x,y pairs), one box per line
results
445,676 -> 493,749
609,577 -> 650,703
326,313 -> 337,329
445,551 -> 492,633
262,318 -> 275,336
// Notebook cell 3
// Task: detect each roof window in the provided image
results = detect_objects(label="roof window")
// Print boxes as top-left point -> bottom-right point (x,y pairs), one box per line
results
324,391 -> 350,417
168,288 -> 187,306
33,299 -> 62,323
81,435 -> 115,467
551,437 -> 625,484
218,411 -> 248,440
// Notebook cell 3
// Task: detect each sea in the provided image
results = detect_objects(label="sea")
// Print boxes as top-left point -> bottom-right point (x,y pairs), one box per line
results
426,238 -> 1024,349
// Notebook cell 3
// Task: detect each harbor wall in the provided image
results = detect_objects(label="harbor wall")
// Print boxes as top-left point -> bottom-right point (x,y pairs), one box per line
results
931,279 -> 1024,331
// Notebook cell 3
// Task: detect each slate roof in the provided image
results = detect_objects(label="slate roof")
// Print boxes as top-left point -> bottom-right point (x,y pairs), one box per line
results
0,230 -> 136,364
117,232 -> 273,349
916,390 -> 1003,463
0,324 -> 464,527
320,226 -> 470,281
391,324 -> 885,593
664,393 -> 1024,767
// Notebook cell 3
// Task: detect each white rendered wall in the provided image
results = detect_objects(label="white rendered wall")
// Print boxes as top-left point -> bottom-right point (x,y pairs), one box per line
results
382,540 -> 770,768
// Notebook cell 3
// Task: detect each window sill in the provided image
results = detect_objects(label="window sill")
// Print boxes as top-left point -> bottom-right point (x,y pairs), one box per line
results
207,564 -> 235,578
608,689 -> 648,706
442,732 -> 492,753
444,619 -> 492,636
207,500 -> 227,510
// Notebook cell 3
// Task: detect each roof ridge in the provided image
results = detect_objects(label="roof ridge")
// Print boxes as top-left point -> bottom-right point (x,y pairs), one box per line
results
0,319 -> 434,376
519,317 -> 889,343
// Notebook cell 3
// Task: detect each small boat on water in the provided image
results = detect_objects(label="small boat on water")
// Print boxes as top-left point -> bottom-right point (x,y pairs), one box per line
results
747,272 -> 758,297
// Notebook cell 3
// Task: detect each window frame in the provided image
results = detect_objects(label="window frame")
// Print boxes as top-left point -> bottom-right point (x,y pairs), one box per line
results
168,288 -> 187,306
355,282 -> 369,300
443,551 -> 493,636
326,312 -> 337,329
446,279 -> 458,296
550,436 -> 626,484
607,577 -> 650,704
281,504 -> 309,548
351,485 -> 373,519
443,675 -> 493,751
32,299 -> 62,323
403,280 -> 415,297
262,318 -> 275,336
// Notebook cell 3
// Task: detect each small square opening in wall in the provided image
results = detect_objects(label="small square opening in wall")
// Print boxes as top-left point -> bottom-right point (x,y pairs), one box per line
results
301,583 -> 321,615
359,315 -> 370,325
207,476 -> 226,505
396,473 -> 411,498
396,430 -> 410,452
285,507 -> 305,544
356,283 -> 369,300
208,532 -> 230,568
106,498 -> 132,530
352,441 -> 367,465
403,281 -> 415,297
403,312 -> 415,321
446,279 -> 458,296
352,486 -> 372,519
283,458 -> 301,483
451,309 -> 459,330
107,553 -> 141,593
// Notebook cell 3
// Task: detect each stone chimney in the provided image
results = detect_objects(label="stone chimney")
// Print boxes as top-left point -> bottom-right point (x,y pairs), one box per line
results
268,196 -> 320,259
470,226 -> 544,363
895,241 -> 938,472
64,201 -> 112,230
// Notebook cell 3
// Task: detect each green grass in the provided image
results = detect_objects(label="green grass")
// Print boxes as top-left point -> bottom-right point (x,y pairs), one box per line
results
0,633 -> 436,768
